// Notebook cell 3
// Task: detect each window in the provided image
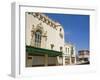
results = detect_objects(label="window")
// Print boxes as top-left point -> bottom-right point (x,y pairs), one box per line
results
28,56 -> 32,59
34,30 -> 42,48
60,47 -> 63,52
68,48 -> 69,53
59,28 -> 63,38
51,44 -> 54,50
66,48 -> 67,53
66,47 -> 69,54
71,47 -> 74,55
60,28 -> 62,32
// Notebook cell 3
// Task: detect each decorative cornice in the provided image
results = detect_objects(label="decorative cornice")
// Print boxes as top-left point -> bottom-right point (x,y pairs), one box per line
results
28,12 -> 61,30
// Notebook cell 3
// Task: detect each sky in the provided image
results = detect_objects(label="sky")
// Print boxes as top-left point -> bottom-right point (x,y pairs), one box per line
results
45,13 -> 89,53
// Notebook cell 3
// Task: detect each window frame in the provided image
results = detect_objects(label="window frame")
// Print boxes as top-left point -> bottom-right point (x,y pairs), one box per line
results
34,30 -> 42,48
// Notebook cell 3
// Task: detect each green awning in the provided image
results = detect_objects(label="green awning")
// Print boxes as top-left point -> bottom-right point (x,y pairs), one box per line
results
26,46 -> 62,57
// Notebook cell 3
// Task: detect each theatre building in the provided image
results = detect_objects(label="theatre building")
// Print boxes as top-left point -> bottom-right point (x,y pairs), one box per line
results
25,12 -> 76,67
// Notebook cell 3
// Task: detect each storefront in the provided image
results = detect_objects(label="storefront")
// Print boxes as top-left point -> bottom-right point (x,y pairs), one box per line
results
26,46 -> 62,67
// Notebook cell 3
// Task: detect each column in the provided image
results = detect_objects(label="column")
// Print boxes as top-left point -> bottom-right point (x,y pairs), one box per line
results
70,56 -> 72,64
62,55 -> 65,66
56,56 -> 59,66
73,47 -> 76,64
74,55 -> 77,64
44,54 -> 48,66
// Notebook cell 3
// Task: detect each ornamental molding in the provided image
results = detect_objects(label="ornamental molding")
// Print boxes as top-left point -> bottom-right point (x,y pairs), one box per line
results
28,12 -> 60,30
31,23 -> 47,37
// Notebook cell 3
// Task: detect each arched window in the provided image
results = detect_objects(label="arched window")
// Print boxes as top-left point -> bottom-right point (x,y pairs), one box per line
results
34,30 -> 42,48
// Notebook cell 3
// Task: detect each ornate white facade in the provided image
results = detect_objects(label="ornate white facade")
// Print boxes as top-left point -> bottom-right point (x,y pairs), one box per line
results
25,12 -> 76,67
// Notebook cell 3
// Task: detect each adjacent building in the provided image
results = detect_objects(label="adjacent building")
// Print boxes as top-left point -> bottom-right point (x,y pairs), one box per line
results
77,50 -> 90,64
25,12 -> 76,67
64,43 -> 76,65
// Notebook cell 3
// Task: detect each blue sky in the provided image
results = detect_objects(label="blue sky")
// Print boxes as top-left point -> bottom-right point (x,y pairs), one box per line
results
45,13 -> 89,53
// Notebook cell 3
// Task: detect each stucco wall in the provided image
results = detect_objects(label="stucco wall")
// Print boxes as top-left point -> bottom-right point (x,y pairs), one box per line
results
25,12 -> 65,52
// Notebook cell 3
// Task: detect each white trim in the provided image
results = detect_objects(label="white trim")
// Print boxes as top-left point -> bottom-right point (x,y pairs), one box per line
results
11,2 -> 20,77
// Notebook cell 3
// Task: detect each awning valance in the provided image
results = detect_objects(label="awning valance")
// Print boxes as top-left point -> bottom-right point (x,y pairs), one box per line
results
26,46 -> 62,57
